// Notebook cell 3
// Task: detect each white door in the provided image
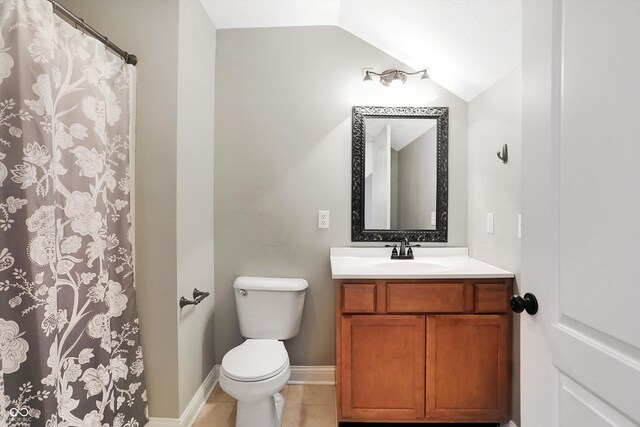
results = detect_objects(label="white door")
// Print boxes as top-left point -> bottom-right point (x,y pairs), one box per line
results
521,0 -> 640,426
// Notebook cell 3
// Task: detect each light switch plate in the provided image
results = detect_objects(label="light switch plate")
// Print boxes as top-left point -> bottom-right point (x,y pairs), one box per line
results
487,213 -> 494,234
518,214 -> 522,238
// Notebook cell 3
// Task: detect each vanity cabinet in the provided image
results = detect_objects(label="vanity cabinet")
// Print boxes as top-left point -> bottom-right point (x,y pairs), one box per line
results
336,279 -> 512,424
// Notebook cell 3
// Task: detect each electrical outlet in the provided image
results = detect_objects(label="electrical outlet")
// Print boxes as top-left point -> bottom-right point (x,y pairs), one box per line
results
487,213 -> 494,234
318,210 -> 329,229
430,212 -> 436,226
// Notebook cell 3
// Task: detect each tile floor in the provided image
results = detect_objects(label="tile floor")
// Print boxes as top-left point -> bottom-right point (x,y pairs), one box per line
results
194,385 -> 499,427
194,384 -> 337,427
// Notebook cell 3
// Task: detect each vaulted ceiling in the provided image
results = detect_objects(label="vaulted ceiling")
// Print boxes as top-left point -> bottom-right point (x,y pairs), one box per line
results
200,0 -> 522,101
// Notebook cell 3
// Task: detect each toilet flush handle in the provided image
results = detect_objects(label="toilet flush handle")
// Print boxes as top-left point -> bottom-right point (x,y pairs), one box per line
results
236,289 -> 248,296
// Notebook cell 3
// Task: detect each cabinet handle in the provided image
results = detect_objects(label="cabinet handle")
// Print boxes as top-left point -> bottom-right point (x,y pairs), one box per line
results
510,293 -> 538,315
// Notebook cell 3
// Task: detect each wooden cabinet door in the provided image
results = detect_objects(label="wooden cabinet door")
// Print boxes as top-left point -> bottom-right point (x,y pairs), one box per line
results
426,315 -> 510,422
340,315 -> 425,421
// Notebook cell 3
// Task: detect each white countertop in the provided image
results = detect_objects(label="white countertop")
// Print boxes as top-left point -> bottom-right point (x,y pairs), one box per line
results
330,247 -> 514,279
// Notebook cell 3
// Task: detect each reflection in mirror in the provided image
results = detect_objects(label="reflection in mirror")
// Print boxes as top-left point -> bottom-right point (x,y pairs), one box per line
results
352,106 -> 448,242
364,118 -> 437,230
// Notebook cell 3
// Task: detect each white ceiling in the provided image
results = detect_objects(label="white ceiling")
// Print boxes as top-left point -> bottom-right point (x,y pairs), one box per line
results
200,0 -> 522,101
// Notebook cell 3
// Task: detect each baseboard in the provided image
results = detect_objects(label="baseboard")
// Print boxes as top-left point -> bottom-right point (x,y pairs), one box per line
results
147,365 -> 219,427
288,365 -> 335,385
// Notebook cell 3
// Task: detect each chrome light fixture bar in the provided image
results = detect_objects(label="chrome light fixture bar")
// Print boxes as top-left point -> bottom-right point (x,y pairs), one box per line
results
364,68 -> 430,86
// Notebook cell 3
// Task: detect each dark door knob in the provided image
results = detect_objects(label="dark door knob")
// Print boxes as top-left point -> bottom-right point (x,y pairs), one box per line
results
510,293 -> 538,315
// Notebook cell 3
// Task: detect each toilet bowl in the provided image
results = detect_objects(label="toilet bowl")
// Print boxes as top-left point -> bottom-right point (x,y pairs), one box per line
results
219,276 -> 307,427
220,340 -> 290,427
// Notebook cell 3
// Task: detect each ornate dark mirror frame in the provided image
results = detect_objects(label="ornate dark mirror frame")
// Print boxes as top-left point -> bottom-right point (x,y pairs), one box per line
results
351,106 -> 449,242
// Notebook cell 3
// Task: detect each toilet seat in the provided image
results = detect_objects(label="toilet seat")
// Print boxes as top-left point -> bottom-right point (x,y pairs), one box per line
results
222,339 -> 289,382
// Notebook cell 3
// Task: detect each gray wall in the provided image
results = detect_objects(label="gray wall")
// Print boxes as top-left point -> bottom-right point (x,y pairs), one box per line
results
468,66 -> 521,425
58,0 -> 216,419
397,127 -> 437,229
214,26 -> 468,365
176,0 -> 216,413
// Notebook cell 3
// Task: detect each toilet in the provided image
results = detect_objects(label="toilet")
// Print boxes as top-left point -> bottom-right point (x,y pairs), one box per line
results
219,276 -> 308,427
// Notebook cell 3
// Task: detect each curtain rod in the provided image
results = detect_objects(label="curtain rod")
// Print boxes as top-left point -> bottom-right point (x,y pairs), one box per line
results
47,0 -> 137,65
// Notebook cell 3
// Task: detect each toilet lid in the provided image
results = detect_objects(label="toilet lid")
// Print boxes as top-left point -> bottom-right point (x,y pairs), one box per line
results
222,339 -> 289,382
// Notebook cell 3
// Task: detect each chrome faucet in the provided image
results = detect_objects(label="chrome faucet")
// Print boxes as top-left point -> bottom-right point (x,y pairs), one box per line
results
386,237 -> 421,260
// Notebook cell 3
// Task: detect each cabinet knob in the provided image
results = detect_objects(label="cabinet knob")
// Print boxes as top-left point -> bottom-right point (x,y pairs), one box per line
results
510,293 -> 538,315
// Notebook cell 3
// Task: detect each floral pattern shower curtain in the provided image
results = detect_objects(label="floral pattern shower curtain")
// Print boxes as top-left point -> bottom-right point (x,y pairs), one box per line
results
0,1 -> 147,426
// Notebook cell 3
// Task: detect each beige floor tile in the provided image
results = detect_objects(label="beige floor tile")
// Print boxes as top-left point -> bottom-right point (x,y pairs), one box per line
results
286,385 -> 335,405
194,401 -> 236,427
197,385 -> 336,426
282,404 -> 337,427
209,384 -> 236,402
225,406 -> 237,427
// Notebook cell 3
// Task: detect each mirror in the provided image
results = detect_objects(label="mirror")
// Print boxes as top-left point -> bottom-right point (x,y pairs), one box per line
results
352,106 -> 448,242
364,117 -> 438,230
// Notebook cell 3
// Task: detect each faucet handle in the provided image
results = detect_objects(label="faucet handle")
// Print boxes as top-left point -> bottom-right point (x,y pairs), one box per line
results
385,244 -> 398,257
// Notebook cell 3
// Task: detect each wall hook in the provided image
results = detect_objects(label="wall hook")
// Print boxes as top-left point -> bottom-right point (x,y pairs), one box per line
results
497,144 -> 508,164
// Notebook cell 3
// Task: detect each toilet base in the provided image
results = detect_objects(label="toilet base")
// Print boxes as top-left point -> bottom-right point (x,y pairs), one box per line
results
236,392 -> 284,427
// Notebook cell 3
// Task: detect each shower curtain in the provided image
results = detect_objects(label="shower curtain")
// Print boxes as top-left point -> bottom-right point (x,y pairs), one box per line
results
0,1 -> 147,426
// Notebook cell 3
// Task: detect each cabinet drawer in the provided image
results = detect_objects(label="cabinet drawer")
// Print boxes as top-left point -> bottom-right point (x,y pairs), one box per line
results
342,283 -> 377,313
387,283 -> 465,313
474,284 -> 510,313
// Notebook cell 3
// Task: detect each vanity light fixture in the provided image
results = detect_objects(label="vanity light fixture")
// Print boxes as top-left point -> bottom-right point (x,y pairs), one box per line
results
363,68 -> 430,86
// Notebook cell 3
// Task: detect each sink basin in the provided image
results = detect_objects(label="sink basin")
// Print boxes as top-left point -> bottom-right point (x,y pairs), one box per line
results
372,260 -> 451,273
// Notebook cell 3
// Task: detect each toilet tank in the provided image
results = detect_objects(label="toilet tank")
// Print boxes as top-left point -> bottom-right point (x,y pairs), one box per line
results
233,276 -> 308,340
